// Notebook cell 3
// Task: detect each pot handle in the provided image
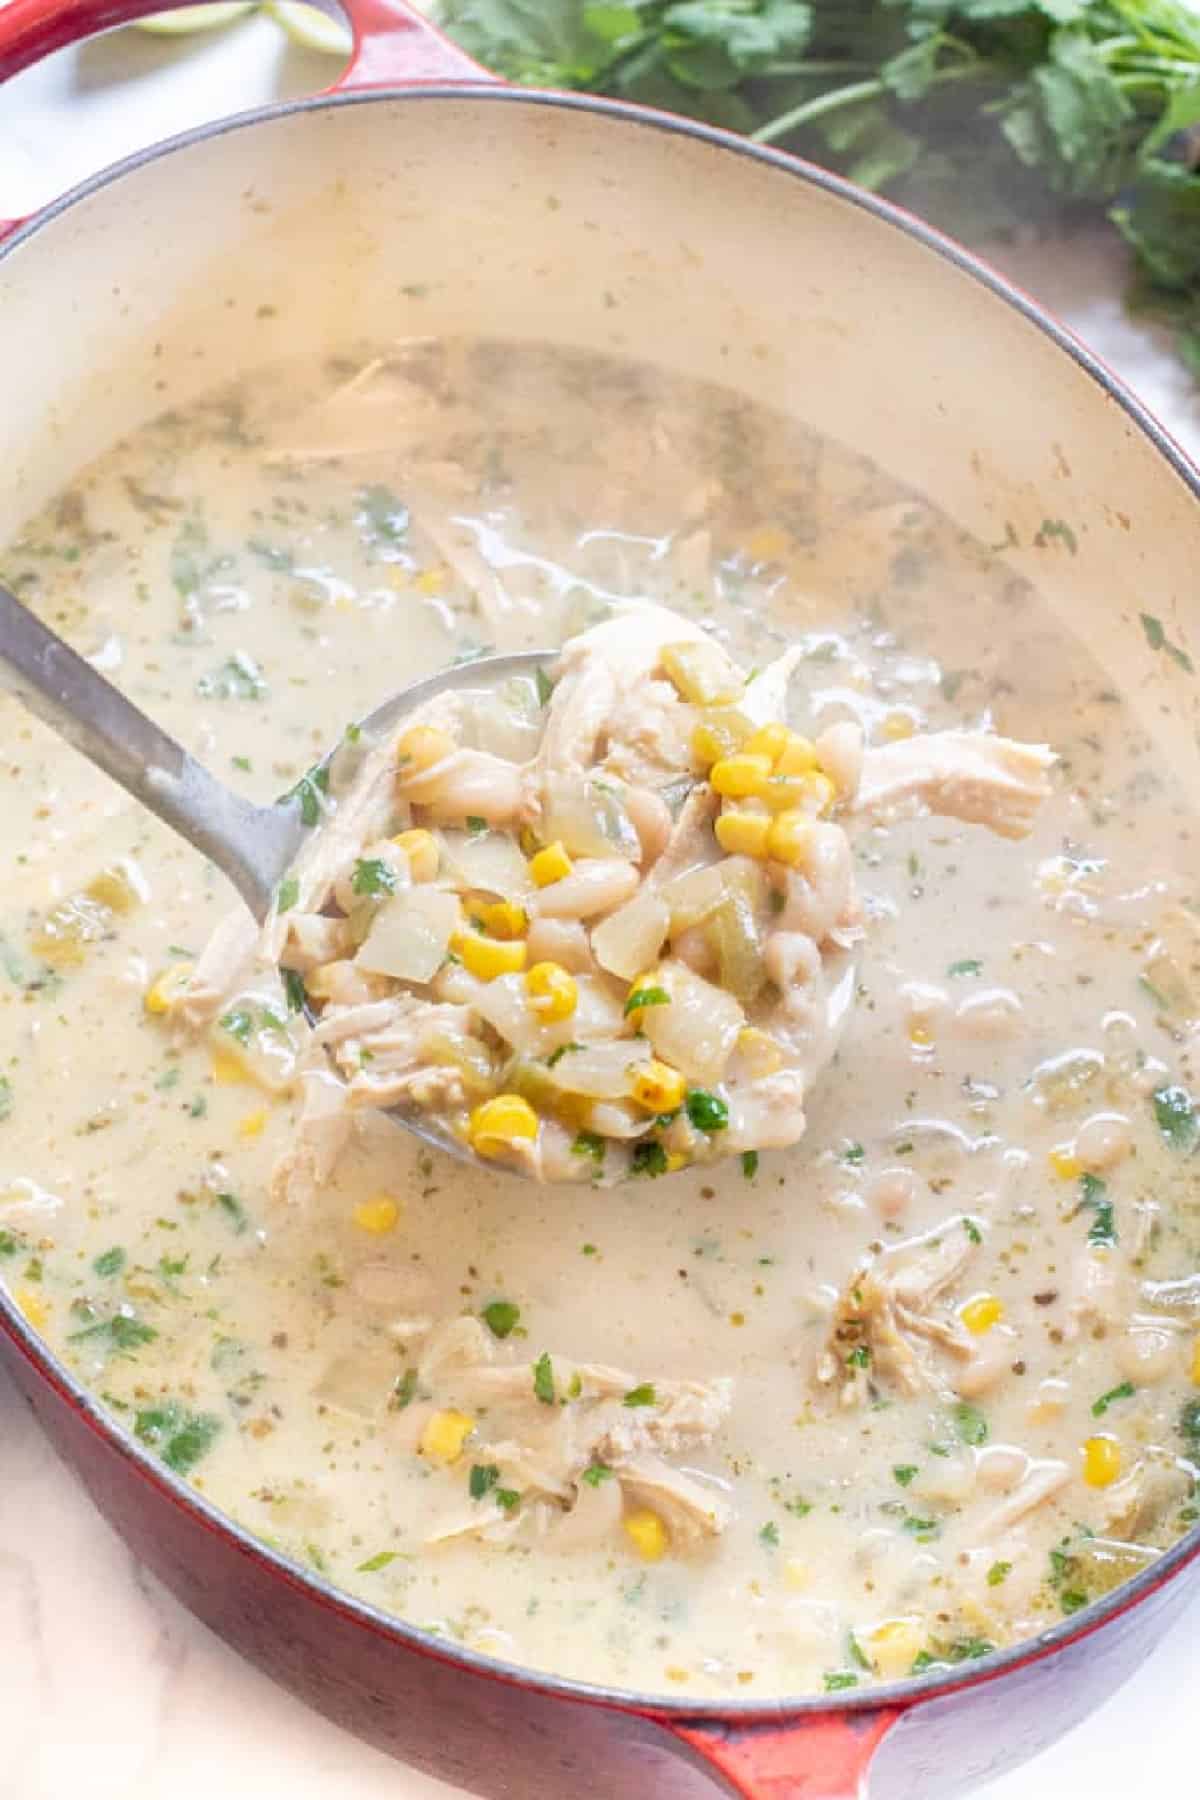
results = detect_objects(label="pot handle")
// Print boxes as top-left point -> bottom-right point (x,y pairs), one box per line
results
0,0 -> 495,234
665,1707 -> 901,1798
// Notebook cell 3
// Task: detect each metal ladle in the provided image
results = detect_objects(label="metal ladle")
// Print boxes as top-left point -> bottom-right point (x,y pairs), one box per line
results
0,580 -> 548,1173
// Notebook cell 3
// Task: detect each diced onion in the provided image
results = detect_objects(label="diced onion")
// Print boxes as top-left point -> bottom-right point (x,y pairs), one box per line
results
460,678 -> 544,763
435,829 -> 533,897
541,773 -> 641,861
544,1039 -> 653,1099
641,960 -> 745,1084
591,888 -> 670,980
355,889 -> 460,983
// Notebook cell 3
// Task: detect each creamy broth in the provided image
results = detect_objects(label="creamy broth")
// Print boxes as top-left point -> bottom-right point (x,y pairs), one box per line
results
2,339 -> 1198,1700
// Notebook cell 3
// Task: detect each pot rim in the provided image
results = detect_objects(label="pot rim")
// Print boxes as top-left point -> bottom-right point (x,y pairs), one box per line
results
3,77 -> 1200,1726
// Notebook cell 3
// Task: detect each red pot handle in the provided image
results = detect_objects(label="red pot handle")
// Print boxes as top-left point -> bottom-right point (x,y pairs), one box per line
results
0,0 -> 495,234
666,1707 -> 902,1798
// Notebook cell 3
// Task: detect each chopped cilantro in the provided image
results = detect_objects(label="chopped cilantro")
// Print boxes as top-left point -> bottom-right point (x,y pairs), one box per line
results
962,1217 -> 983,1246
93,1246 -> 126,1279
947,958 -> 982,977
216,1192 -> 248,1235
845,1345 -> 870,1370
1140,612 -> 1194,675
839,1141 -> 865,1165
987,1561 -> 1012,1587
1152,1083 -> 1198,1152
546,1042 -> 580,1068
535,666 -> 554,707
581,1463 -> 614,1487
952,1402 -> 989,1447
759,1520 -> 780,1547
357,1550 -> 398,1573
623,1383 -> 657,1408
276,876 -> 299,914
631,1140 -> 668,1178
70,1312 -> 157,1355
391,1367 -> 418,1411
823,1672 -> 859,1693
532,1352 -> 556,1405
284,968 -> 307,1014
571,1131 -> 606,1167
469,1463 -> 500,1501
482,1299 -> 520,1340
892,1464 -> 918,1487
495,1488 -> 520,1514
741,1150 -> 759,1180
352,858 -> 398,898
1092,1380 -> 1136,1418
134,1401 -> 220,1475
465,816 -> 488,837
685,1088 -> 729,1134
581,1243 -> 598,1257
220,1007 -> 253,1044
624,985 -> 670,1016
902,1514 -> 941,1539
1078,1172 -> 1116,1247
0,1077 -> 11,1123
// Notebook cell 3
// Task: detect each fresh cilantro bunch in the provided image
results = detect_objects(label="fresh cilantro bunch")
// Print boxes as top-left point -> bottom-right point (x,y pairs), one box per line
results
436,0 -> 1200,372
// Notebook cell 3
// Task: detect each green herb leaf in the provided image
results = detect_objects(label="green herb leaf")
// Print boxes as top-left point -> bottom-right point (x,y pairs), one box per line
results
1153,1083 -> 1198,1152
284,968 -> 307,1014
93,1246 -> 126,1279
1140,611 -> 1194,674
465,816 -> 488,837
947,958 -> 982,978
356,483 -> 409,547
391,1367 -> 418,1411
759,1520 -> 780,1547
352,857 -> 398,898
216,1191 -> 249,1235
532,1352 -> 556,1405
823,1672 -> 859,1693
952,1402 -> 989,1447
571,1131 -> 606,1166
276,876 -> 300,914
535,666 -> 555,706
0,1076 -> 11,1123
987,1561 -> 1013,1588
134,1400 -> 220,1474
893,1464 -> 918,1487
581,1462 -> 615,1487
197,651 -> 267,702
685,1088 -> 729,1133
623,1383 -> 657,1408
495,1487 -> 521,1514
220,1007 -> 253,1045
1092,1380 -> 1136,1418
357,1550 -> 398,1572
482,1299 -> 521,1339
624,985 -> 670,1016
631,1140 -> 669,1178
469,1462 -> 501,1500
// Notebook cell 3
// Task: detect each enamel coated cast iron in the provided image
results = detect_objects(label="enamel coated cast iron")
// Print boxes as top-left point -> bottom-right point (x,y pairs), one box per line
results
1,3 -> 1199,1794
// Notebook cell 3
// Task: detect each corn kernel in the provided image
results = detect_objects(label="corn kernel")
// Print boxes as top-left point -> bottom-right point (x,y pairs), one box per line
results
782,1558 -> 809,1592
525,961 -> 578,1022
396,724 -> 456,774
870,1618 -> 924,1680
1082,1435 -> 1122,1488
631,1059 -> 687,1114
661,641 -> 744,707
908,1022 -> 933,1048
393,828 -> 439,882
421,1409 -> 475,1463
475,899 -> 528,941
961,1293 -> 1004,1335
144,962 -> 194,1015
737,1027 -> 784,1077
624,1508 -> 669,1561
15,1287 -> 48,1331
760,776 -> 810,815
87,864 -> 142,914
744,723 -> 790,763
663,1151 -> 688,1174
1192,1336 -> 1200,1386
881,710 -> 917,742
774,733 -> 818,777
453,931 -> 527,980
416,565 -> 447,596
711,754 -> 773,800
529,841 -> 573,887
210,1046 -> 248,1085
765,810 -> 814,868
468,1094 -> 539,1159
353,1194 -> 400,1234
691,710 -> 752,768
1049,1145 -> 1082,1181
238,1109 -> 267,1141
714,810 -> 772,858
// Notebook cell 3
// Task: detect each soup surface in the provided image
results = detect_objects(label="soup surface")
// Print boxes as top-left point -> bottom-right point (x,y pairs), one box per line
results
2,339 -> 1198,1700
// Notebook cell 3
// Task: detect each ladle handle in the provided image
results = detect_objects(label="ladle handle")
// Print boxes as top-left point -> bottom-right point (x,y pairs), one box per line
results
0,582 -> 293,917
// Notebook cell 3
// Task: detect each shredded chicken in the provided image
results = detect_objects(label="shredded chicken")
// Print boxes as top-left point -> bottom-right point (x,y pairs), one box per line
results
973,1460 -> 1071,1539
854,731 -> 1055,840
269,1066 -> 353,1210
1094,1457 -> 1190,1539
816,1224 -> 977,1404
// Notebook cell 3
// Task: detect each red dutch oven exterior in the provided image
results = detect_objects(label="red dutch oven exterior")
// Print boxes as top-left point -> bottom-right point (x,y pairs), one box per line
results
2,4 -> 1200,1794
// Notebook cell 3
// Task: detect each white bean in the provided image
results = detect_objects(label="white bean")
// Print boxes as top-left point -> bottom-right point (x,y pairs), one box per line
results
974,1445 -> 1027,1494
764,931 -> 821,1009
525,916 -> 595,973
815,719 -> 864,801
954,987 -> 1024,1041
622,785 -> 673,869
532,858 -> 640,921
1115,1324 -> 1176,1385
1075,1111 -> 1133,1173
403,750 -> 524,826
775,823 -> 854,942
955,1325 -> 1017,1397
867,1167 -> 917,1221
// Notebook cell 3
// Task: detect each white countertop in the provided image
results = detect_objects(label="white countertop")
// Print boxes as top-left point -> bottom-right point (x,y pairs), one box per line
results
2,20 -> 1200,1799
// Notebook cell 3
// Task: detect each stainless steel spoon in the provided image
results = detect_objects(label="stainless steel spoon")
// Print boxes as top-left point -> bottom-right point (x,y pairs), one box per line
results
0,579 -> 548,1171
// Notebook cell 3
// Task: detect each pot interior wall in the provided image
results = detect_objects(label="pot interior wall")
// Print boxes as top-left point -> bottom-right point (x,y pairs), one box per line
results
2,90 -> 1198,768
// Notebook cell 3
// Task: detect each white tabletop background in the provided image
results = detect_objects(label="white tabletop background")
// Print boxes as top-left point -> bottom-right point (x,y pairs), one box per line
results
2,17 -> 1199,1797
